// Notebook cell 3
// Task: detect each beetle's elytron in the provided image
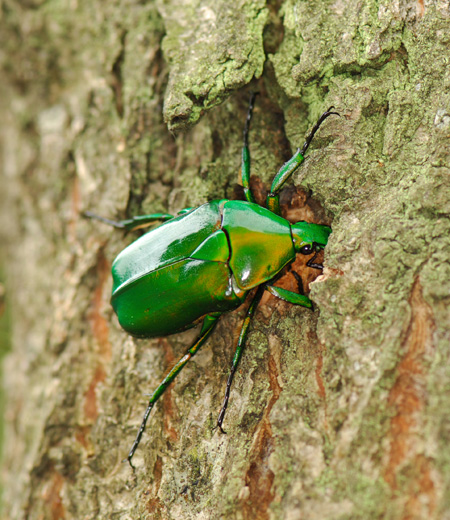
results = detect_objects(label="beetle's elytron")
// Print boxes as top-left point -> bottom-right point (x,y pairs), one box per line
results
86,94 -> 338,465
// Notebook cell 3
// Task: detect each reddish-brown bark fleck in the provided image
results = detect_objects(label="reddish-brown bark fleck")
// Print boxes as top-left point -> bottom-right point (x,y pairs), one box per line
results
146,456 -> 165,517
315,347 -> 326,400
383,278 -> 436,518
417,0 -> 425,17
42,470 -> 66,520
84,364 -> 106,421
89,249 -> 112,360
84,249 -> 112,422
243,353 -> 282,519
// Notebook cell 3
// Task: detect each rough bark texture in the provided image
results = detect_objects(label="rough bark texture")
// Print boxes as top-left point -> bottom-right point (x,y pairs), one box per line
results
1,1 -> 449,519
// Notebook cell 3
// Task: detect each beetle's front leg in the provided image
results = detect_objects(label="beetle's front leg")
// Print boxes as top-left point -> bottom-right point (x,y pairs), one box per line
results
265,285 -> 313,309
267,107 -> 339,216
266,150 -> 305,215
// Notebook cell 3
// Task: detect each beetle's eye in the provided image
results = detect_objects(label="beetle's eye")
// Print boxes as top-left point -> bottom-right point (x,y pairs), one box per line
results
299,244 -> 313,255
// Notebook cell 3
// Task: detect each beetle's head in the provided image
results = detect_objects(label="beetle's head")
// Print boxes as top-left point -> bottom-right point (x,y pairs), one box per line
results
291,222 -> 331,269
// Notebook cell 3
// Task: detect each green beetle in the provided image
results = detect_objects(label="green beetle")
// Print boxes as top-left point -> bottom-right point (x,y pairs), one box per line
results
86,95 -> 337,465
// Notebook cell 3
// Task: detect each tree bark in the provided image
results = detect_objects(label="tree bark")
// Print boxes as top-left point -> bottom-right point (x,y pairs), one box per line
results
1,1 -> 449,519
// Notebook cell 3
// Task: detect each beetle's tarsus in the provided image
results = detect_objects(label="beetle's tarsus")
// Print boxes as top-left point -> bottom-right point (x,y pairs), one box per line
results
325,106 -> 341,117
214,423 -> 227,435
300,107 -> 340,156
306,250 -> 324,270
83,211 -> 126,229
122,456 -> 136,470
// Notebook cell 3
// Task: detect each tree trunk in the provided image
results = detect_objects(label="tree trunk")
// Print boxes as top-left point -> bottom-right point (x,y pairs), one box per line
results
1,1 -> 449,519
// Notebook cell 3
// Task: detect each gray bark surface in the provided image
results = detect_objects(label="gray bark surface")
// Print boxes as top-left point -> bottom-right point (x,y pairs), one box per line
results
1,1 -> 449,519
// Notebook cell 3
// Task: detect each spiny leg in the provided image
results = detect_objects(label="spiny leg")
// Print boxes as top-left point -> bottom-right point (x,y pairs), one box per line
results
306,249 -> 325,270
266,284 -> 313,309
84,211 -> 174,232
291,271 -> 305,295
267,107 -> 339,216
216,278 -> 318,433
125,313 -> 220,466
241,92 -> 258,204
216,284 -> 265,433
266,255 -> 328,309
84,206 -> 197,231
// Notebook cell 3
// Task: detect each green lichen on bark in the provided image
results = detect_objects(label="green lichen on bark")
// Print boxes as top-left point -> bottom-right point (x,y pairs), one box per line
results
158,0 -> 268,131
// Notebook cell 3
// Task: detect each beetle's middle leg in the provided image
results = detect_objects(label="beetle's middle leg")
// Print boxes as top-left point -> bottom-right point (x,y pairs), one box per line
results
215,284 -> 265,433
215,280 -> 315,433
125,313 -> 220,466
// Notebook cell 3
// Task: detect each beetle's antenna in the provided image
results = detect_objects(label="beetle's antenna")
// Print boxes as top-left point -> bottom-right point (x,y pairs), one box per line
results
300,107 -> 340,157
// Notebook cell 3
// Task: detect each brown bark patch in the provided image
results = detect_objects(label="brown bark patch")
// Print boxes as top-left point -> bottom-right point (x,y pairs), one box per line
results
383,278 -> 436,517
42,470 -> 66,520
242,353 -> 282,519
315,347 -> 326,400
74,426 -> 90,449
249,175 -> 267,207
84,364 -> 106,422
417,0 -> 425,17
404,454 -> 436,520
89,249 -> 112,360
146,456 -> 164,517
243,424 -> 275,520
84,249 -> 111,422
266,353 -> 282,416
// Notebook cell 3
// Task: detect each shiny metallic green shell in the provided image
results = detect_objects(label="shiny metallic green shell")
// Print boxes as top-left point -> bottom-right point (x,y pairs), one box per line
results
111,199 -> 297,338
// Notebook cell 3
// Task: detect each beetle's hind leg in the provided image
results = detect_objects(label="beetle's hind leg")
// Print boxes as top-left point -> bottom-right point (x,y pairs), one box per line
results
125,313 -> 220,467
84,211 -> 175,232
215,284 -> 265,433
84,206 -> 197,232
